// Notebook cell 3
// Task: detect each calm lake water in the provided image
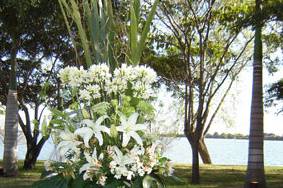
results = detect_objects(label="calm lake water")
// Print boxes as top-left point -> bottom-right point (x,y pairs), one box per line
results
0,138 -> 283,166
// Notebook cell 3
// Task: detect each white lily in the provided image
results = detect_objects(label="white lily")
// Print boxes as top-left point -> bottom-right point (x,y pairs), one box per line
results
75,115 -> 110,147
74,127 -> 93,148
116,113 -> 147,147
109,146 -> 135,179
57,128 -> 81,156
112,146 -> 134,164
79,149 -> 102,181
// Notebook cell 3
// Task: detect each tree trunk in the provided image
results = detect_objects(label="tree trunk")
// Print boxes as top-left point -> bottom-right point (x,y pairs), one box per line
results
245,0 -> 266,187
3,90 -> 18,176
23,136 -> 48,170
199,137 -> 212,164
23,142 -> 45,170
191,138 -> 200,184
3,38 -> 18,176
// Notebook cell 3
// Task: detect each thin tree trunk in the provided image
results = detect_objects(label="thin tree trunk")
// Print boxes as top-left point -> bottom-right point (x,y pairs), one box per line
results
199,137 -> 212,164
23,140 -> 46,170
191,138 -> 200,184
245,0 -> 266,187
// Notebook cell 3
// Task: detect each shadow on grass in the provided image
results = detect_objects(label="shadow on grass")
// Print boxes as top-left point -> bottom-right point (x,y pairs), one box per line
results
166,165 -> 283,188
0,161 -> 44,188
0,162 -> 282,188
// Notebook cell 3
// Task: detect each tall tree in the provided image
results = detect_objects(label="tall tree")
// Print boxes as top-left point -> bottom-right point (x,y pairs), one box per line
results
245,0 -> 266,186
0,0 -> 74,170
245,0 -> 283,187
1,0 -> 23,176
148,0 -> 253,183
0,60 -> 61,169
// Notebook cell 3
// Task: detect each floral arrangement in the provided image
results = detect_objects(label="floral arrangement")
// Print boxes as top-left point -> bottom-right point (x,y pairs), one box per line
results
33,64 -> 174,188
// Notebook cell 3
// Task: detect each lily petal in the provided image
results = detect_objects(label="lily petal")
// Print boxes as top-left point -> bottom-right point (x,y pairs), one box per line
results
128,113 -> 139,125
95,132 -> 104,146
81,119 -> 95,127
133,123 -> 147,131
122,134 -> 131,147
74,127 -> 93,148
118,112 -> 127,125
94,115 -> 108,127
113,146 -> 123,157
79,163 -> 90,174
130,131 -> 143,146
99,126 -> 110,135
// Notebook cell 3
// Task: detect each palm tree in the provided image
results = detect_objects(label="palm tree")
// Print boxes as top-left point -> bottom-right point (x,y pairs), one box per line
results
3,38 -> 19,176
245,0 -> 266,187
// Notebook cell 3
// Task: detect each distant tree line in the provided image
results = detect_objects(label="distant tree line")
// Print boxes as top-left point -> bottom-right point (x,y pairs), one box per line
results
205,132 -> 283,141
164,132 -> 283,141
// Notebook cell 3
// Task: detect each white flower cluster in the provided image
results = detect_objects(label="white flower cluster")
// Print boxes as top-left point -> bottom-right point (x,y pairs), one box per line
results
49,64 -> 169,187
58,63 -> 157,101
108,143 -> 162,181
47,112 -> 173,186
110,64 -> 157,99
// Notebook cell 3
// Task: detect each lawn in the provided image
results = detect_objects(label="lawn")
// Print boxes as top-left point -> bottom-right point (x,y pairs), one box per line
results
0,161 -> 283,188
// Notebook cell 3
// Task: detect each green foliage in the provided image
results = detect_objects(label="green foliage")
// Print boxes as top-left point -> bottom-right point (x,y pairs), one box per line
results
32,175 -> 69,188
41,116 -> 51,138
91,102 -> 111,116
137,100 -> 155,121
58,0 -> 92,67
58,0 -> 159,68
129,0 -> 160,65
32,174 -> 167,188
58,0 -> 117,68
142,175 -> 164,188
266,78 -> 283,114
3,161 -> 283,188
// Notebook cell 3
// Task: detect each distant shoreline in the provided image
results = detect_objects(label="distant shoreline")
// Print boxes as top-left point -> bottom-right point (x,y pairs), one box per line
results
160,133 -> 283,141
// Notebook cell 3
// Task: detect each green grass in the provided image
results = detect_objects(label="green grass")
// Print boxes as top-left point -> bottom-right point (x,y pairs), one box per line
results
0,161 -> 43,188
0,161 -> 283,188
166,164 -> 283,188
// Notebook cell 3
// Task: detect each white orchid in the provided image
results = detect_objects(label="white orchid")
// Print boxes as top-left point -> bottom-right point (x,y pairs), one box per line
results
75,115 -> 110,147
116,113 -> 147,147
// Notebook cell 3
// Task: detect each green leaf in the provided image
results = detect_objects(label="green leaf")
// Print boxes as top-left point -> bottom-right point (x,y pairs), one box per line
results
133,0 -> 141,22
49,119 -> 65,126
104,179 -> 125,188
142,175 -> 164,188
58,0 -> 80,64
138,0 -> 159,63
32,175 -> 69,188
132,176 -> 143,188
130,1 -> 139,65
59,0 -> 92,67
92,102 -> 111,115
33,119 -> 39,131
70,0 -> 92,67
69,176 -> 86,188
82,108 -> 91,119
41,116 -> 50,137
110,123 -> 118,138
